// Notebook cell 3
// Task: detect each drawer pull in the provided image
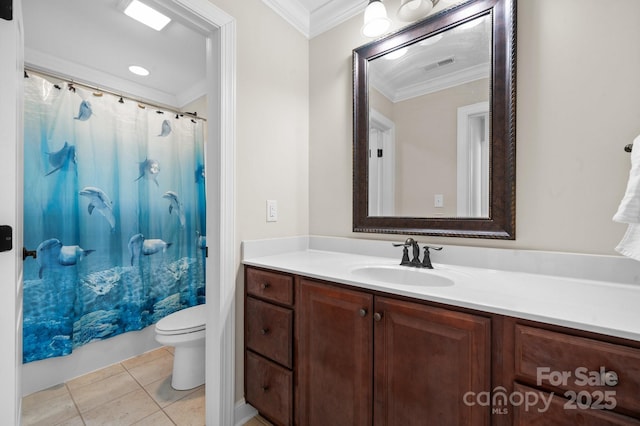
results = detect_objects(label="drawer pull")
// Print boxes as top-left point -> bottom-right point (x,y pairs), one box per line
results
358,308 -> 368,317
601,370 -> 619,387
260,282 -> 270,290
373,312 -> 383,322
260,327 -> 270,335
261,385 -> 270,392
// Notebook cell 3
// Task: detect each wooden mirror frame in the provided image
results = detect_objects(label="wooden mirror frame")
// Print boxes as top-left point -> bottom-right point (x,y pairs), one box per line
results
353,0 -> 516,239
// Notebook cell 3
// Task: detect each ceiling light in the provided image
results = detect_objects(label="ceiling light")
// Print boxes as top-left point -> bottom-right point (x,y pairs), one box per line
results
124,0 -> 171,31
397,0 -> 438,22
129,65 -> 150,76
362,0 -> 391,38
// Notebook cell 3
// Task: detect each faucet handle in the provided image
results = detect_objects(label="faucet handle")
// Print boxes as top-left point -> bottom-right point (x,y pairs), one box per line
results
421,245 -> 442,269
392,237 -> 416,247
392,241 -> 412,265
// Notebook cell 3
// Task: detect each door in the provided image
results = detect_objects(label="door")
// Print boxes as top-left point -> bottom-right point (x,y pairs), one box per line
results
0,0 -> 23,421
373,297 -> 491,426
457,102 -> 490,217
368,109 -> 395,216
296,279 -> 373,426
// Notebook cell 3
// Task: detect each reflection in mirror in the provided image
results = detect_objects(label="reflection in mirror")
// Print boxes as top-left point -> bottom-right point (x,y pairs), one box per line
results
353,0 -> 516,239
367,14 -> 492,218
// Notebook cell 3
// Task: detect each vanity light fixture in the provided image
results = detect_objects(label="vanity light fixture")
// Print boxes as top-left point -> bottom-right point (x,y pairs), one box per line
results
397,0 -> 439,22
129,65 -> 150,76
123,0 -> 171,31
362,0 -> 391,38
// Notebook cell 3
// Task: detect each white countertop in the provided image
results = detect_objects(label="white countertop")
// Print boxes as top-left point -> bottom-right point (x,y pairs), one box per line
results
243,248 -> 640,342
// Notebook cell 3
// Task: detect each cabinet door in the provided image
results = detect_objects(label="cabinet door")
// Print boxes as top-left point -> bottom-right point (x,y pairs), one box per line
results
373,297 -> 491,426
296,279 -> 373,426
513,383 -> 640,425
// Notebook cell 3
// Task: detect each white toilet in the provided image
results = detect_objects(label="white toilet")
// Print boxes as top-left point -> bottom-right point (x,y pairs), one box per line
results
155,304 -> 206,390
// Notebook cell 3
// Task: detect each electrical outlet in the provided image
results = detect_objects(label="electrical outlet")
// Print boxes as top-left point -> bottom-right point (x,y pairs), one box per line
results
266,200 -> 278,222
434,194 -> 444,208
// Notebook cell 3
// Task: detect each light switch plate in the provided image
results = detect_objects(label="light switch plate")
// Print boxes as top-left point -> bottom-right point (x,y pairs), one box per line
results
266,200 -> 278,222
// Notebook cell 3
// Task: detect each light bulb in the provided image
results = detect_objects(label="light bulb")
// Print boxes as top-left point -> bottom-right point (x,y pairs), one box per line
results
362,1 -> 391,38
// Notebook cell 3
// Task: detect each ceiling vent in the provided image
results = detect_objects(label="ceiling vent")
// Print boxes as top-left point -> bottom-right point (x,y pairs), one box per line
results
424,56 -> 455,72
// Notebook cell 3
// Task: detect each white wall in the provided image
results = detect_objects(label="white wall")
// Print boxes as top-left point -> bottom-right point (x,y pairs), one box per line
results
309,0 -> 640,255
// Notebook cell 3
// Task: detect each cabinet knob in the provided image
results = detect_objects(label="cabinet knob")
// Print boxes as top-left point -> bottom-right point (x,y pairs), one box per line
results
260,327 -> 269,335
601,370 -> 619,387
260,282 -> 270,290
358,308 -> 368,317
261,385 -> 270,392
373,312 -> 383,322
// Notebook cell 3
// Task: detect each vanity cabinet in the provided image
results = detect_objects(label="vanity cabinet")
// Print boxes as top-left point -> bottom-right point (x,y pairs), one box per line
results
245,267 -> 295,426
509,321 -> 640,425
244,265 -> 640,425
296,277 -> 491,426
512,383 -> 640,425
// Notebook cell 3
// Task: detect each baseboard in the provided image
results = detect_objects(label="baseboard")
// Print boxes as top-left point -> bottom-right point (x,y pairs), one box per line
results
234,398 -> 258,426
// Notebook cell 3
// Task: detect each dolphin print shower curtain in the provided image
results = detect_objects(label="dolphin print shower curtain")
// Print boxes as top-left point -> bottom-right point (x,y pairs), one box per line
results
22,72 -> 206,363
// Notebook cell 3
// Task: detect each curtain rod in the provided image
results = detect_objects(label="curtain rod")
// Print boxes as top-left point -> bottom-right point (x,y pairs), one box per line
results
23,67 -> 206,122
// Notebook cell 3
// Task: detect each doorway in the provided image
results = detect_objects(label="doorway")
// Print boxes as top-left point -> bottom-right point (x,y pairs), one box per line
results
368,108 -> 396,216
0,0 -> 236,424
456,101 -> 489,217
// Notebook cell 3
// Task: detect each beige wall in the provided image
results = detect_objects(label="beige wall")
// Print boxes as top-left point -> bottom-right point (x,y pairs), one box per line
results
310,0 -> 640,254
221,0 -> 640,405
370,79 -> 489,217
392,79 -> 489,216
206,0 -> 309,402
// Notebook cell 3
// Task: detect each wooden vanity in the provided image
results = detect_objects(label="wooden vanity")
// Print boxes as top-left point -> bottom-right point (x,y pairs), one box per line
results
244,265 -> 640,426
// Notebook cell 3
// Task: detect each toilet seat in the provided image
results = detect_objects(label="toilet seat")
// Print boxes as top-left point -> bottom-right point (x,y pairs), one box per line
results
155,304 -> 206,336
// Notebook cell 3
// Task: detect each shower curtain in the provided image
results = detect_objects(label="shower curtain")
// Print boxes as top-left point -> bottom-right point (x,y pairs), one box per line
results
22,72 -> 206,363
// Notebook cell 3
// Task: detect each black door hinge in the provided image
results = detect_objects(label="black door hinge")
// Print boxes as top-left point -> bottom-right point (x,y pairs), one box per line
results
0,0 -> 12,21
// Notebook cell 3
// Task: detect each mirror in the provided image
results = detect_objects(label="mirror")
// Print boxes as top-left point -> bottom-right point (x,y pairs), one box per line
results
353,0 -> 516,239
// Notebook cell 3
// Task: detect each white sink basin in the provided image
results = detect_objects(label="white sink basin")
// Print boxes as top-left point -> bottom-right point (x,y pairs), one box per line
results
350,265 -> 454,287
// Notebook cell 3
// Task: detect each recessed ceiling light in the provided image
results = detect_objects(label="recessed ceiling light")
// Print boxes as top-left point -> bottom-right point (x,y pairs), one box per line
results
129,65 -> 150,76
124,0 -> 171,31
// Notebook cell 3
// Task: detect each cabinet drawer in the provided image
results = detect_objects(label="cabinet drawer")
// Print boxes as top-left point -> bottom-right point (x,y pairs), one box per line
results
515,325 -> 640,418
246,267 -> 294,306
246,297 -> 293,368
513,383 -> 640,425
246,351 -> 292,426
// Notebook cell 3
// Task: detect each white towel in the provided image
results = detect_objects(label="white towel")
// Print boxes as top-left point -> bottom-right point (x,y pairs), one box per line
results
613,134 -> 640,260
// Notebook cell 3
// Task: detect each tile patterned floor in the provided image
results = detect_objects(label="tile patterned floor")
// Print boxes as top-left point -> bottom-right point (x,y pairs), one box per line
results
241,416 -> 272,426
22,346 -> 272,426
22,347 -> 205,426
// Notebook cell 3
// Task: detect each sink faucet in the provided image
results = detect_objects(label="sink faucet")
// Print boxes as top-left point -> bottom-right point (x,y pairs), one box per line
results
393,238 -> 442,269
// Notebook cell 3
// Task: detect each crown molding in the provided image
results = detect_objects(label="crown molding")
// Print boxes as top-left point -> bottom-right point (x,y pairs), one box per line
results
262,0 -> 366,39
24,48 -> 183,108
309,0 -> 366,38
373,63 -> 491,103
261,0 -> 311,37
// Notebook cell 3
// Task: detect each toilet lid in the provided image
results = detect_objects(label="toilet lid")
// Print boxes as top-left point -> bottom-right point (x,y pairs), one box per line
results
156,304 -> 206,335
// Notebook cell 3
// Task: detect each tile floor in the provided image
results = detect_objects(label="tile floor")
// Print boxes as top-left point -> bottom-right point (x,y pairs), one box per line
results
22,345 -> 271,425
